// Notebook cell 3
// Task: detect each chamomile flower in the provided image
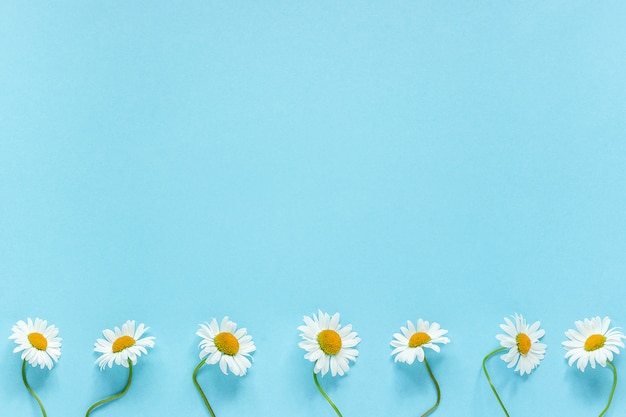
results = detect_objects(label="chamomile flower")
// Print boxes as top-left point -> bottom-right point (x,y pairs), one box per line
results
496,314 -> 546,376
93,320 -> 155,370
10,317 -> 62,416
9,317 -> 62,370
86,320 -> 155,417
299,310 -> 361,417
196,317 -> 256,376
483,314 -> 545,416
563,316 -> 625,372
391,319 -> 450,416
391,319 -> 450,365
562,316 -> 625,416
193,317 -> 256,416
298,310 -> 361,377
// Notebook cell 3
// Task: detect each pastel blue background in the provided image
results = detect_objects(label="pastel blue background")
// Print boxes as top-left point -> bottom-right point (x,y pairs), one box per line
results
1,2 -> 626,416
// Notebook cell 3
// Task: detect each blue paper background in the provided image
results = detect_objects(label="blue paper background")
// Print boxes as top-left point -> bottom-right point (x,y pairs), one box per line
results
2,2 -> 626,416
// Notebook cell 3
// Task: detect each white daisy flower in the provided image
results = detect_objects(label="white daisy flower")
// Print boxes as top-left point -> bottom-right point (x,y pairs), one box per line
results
563,316 -> 625,372
495,314 -> 546,376
390,319 -> 450,364
9,318 -> 62,370
298,310 -> 361,377
197,317 -> 256,376
94,320 -> 155,370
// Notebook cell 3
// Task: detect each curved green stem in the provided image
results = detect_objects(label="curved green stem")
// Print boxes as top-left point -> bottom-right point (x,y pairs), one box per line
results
598,360 -> 618,417
192,357 -> 217,417
313,371 -> 343,417
22,359 -> 47,417
85,359 -> 133,417
482,347 -> 510,417
421,356 -> 441,417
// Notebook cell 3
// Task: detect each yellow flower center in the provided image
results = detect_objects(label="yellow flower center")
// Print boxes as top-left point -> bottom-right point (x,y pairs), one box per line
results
214,332 -> 240,356
516,333 -> 531,355
318,329 -> 342,355
112,335 -> 136,353
28,332 -> 48,351
409,332 -> 431,348
584,334 -> 607,352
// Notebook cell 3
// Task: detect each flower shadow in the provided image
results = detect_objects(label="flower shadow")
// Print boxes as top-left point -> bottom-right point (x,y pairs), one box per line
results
564,364 -> 614,406
91,362 -> 127,390
482,353 -> 533,404
22,364 -> 53,389
193,362 -> 244,411
392,356 -> 442,397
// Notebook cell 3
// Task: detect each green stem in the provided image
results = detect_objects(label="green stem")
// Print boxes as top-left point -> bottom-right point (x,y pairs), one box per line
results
598,360 -> 618,417
482,347 -> 510,417
420,356 -> 441,417
192,357 -> 217,417
21,359 -> 47,417
313,371 -> 343,417
85,359 -> 133,417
